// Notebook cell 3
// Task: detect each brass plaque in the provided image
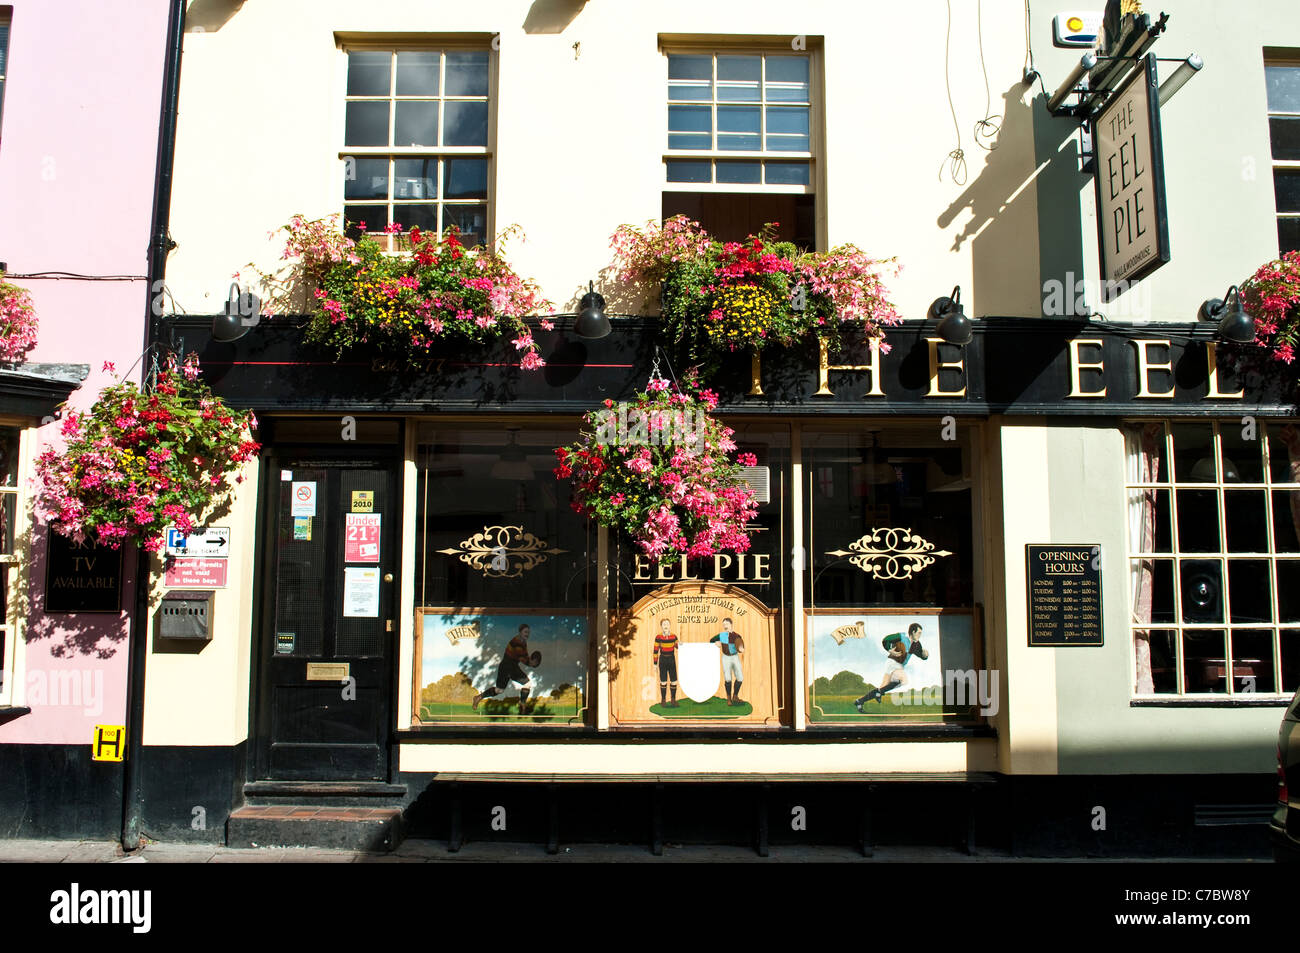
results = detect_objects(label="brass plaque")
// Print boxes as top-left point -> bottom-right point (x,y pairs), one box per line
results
306,662 -> 351,681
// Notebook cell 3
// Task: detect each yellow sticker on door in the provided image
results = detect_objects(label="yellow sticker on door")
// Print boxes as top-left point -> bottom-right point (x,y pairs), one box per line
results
351,491 -> 374,513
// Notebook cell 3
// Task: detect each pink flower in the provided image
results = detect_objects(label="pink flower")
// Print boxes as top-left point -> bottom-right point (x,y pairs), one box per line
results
646,378 -> 669,393
737,452 -> 758,467
520,351 -> 545,370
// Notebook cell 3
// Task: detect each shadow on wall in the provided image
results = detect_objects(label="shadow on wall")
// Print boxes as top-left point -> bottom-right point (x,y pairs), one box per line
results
936,81 -> 1088,318
523,0 -> 589,35
186,0 -> 246,33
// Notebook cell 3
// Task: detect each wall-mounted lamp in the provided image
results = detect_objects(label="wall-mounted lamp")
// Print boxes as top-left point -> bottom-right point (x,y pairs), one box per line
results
1198,285 -> 1255,344
927,286 -> 973,346
1158,54 -> 1203,107
212,283 -> 260,343
574,281 -> 610,339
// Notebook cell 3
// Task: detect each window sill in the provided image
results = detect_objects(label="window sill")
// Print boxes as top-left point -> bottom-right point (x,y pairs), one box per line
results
0,706 -> 31,725
1130,696 -> 1291,708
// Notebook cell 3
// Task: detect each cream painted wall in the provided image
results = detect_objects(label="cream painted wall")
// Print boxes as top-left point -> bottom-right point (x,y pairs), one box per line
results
166,0 -> 1040,323
141,458 -> 260,747
1045,424 -> 1284,774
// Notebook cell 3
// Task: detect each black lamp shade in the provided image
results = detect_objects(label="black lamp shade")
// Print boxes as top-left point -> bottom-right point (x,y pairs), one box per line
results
928,286 -> 972,346
1199,286 -> 1256,344
212,310 -> 251,343
575,287 -> 610,339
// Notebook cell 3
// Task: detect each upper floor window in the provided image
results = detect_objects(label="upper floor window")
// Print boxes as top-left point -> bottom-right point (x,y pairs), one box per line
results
0,425 -> 21,705
342,48 -> 491,249
1265,56 -> 1300,254
1127,420 -> 1300,698
0,9 -> 11,137
663,47 -> 818,250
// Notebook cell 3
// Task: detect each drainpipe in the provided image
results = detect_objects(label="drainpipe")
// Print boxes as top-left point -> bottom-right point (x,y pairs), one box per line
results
122,0 -> 186,852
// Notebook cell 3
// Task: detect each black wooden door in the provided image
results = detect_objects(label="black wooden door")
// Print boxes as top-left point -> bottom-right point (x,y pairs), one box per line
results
254,456 -> 399,781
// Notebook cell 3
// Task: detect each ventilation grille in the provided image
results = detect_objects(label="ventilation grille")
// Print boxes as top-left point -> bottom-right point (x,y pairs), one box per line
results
738,466 -> 770,503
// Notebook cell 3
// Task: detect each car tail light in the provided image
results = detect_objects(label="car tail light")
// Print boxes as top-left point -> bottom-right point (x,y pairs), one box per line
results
1280,746 -> 1289,806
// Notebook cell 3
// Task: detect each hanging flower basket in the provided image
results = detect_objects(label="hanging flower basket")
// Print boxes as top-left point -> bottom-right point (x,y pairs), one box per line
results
608,215 -> 901,374
34,354 -> 260,553
245,214 -> 553,369
0,278 -> 39,364
553,373 -> 759,563
1240,249 -> 1300,366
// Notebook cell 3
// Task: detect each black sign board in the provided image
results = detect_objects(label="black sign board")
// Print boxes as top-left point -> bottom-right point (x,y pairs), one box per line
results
44,530 -> 123,613
1026,544 -> 1103,646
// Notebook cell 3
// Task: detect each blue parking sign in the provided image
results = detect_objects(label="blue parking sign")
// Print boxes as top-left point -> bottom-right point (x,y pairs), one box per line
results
166,528 -> 187,550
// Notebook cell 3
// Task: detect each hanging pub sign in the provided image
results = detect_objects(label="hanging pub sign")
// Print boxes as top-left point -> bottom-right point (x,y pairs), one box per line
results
1094,53 -> 1170,298
44,529 -> 123,613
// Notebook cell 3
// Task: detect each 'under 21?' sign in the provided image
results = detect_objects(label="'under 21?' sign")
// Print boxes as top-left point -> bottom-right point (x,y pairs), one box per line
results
1093,53 -> 1170,297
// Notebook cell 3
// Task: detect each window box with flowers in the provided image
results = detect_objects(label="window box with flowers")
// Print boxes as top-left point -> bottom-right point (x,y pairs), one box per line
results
608,214 -> 901,377
246,214 -> 553,370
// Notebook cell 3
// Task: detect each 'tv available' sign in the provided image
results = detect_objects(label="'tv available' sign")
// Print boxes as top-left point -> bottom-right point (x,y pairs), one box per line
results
1094,53 -> 1170,297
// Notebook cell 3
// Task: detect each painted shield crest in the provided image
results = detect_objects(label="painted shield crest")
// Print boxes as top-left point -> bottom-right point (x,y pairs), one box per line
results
676,642 -> 720,704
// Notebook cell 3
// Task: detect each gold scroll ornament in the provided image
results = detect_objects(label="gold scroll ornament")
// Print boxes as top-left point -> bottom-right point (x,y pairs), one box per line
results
826,528 -> 952,580
437,525 -> 566,579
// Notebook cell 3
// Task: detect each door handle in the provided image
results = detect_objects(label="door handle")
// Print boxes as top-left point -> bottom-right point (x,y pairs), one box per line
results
383,573 -> 394,583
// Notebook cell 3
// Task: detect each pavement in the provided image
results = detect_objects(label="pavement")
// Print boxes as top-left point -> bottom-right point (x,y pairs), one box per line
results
0,838 -> 1275,863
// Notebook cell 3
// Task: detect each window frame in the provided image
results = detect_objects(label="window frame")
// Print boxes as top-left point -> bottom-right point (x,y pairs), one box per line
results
0,419 -> 30,708
659,39 -> 824,203
1124,418 -> 1299,700
1264,52 -> 1300,255
336,40 -> 497,252
0,7 -> 12,137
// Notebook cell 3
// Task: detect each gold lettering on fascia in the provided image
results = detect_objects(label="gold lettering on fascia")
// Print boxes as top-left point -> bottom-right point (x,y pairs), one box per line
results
632,553 -> 772,585
1130,339 -> 1175,398
814,339 -> 885,398
1204,342 -> 1244,400
1067,338 -> 1107,398
925,338 -> 967,398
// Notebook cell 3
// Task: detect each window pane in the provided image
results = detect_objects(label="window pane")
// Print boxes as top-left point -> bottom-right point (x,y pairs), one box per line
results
1183,629 -> 1228,693
345,101 -> 390,146
1175,489 -> 1220,552
765,55 -> 810,101
765,106 -> 810,151
347,51 -> 390,96
396,51 -> 439,96
1278,561 -> 1300,621
445,51 -> 489,96
1273,490 -> 1300,552
1220,425 -> 1264,483
1284,628 -> 1300,692
1227,559 -> 1272,623
1224,490 -> 1267,552
665,159 -> 712,183
1180,558 -> 1224,624
1282,216 -> 1300,255
344,156 -> 389,200
443,100 -> 488,146
1230,629 -> 1275,693
393,158 -> 437,199
716,55 -> 760,102
1268,424 -> 1300,483
443,204 -> 488,248
1143,629 -> 1178,693
1276,169 -> 1300,214
668,54 -> 712,101
715,161 -> 761,184
1266,64 -> 1300,113
765,160 -> 810,185
343,204 -> 388,235
1171,422 -> 1215,482
668,105 -> 711,150
395,101 -> 439,146
0,492 -> 13,556
0,428 -> 18,486
1270,117 -> 1300,161
392,204 -> 438,234
1132,557 -> 1175,623
717,105 -> 760,150
443,158 -> 487,199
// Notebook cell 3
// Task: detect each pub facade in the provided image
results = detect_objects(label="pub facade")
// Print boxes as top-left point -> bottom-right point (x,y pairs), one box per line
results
5,0 -> 1298,852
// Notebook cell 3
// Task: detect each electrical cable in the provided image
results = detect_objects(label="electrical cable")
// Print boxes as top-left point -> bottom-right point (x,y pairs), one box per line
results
939,0 -> 968,185
973,0 -> 1002,151
4,272 -> 148,280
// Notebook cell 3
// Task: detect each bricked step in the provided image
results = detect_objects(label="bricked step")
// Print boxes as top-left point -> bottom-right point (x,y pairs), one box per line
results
227,806 -> 404,851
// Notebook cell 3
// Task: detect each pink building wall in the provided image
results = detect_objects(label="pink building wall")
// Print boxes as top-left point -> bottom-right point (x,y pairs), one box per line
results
0,1 -> 171,745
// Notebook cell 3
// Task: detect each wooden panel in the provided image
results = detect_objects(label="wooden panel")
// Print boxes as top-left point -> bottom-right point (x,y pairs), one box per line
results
610,582 -> 780,726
